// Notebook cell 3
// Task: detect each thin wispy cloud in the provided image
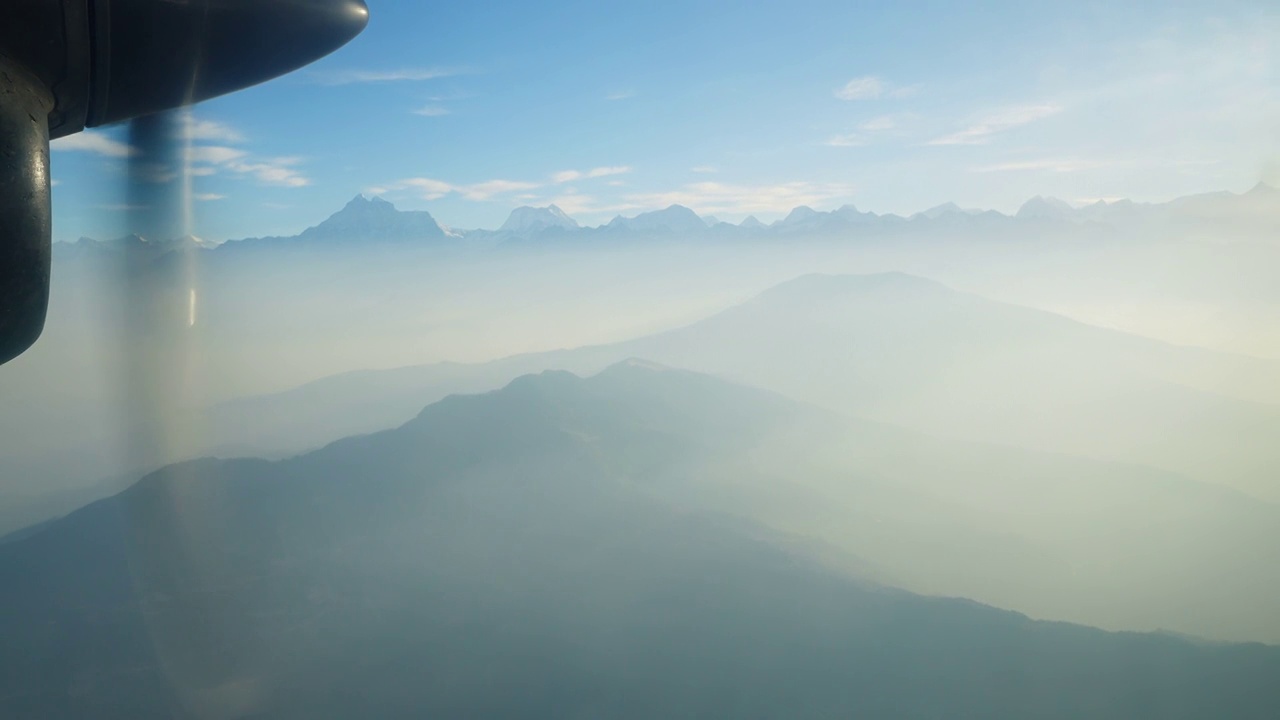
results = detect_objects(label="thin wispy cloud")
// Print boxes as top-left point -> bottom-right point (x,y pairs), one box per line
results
826,134 -> 867,147
544,180 -> 852,221
225,157 -> 310,187
835,76 -> 884,100
539,191 -> 607,217
167,117 -> 313,187
691,166 -> 718,174
466,179 -> 541,200
50,131 -> 135,158
394,177 -> 541,201
182,115 -> 244,143
386,168 -> 629,202
317,67 -> 466,85
834,76 -> 919,102
552,166 -> 632,183
829,114 -> 910,147
185,146 -> 309,187
973,158 -> 1113,173
588,166 -> 631,178
413,105 -> 451,117
194,193 -> 226,202
859,115 -> 898,132
606,90 -> 636,101
624,180 -> 853,217
927,103 -> 1063,146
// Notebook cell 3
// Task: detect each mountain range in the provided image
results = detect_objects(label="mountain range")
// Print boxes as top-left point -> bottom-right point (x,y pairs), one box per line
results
3,361 -> 1278,718
209,272 -> 1280,505
175,273 -> 1280,642
55,182 -> 1278,253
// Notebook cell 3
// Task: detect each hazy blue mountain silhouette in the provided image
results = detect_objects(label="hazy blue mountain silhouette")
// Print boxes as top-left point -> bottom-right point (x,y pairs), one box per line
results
210,272 -> 1280,503
53,183 -> 1275,253
2,362 -> 1278,719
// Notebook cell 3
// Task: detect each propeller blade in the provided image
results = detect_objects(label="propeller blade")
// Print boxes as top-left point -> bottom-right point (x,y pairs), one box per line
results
119,109 -> 258,717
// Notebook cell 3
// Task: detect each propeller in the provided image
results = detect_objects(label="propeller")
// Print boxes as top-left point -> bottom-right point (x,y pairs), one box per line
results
1,1 -> 368,714
0,0 -> 370,365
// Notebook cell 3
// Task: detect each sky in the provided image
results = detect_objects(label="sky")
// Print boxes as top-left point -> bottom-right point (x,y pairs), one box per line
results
48,0 -> 1280,242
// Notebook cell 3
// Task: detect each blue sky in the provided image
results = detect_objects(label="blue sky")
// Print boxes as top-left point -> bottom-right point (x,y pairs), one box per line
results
49,0 -> 1279,241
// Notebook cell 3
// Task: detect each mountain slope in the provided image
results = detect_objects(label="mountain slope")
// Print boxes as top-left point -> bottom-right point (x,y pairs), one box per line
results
3,363 -> 1279,718
206,360 -> 1280,641
210,273 -> 1280,504
623,273 -> 1280,501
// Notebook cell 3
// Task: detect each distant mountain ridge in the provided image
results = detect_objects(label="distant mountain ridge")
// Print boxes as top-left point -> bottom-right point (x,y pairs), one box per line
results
207,271 -> 1280,506
56,183 -> 1277,253
227,194 -> 457,248
499,204 -> 579,234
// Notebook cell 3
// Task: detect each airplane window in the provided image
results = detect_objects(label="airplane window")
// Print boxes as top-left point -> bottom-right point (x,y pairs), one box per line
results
1,1 -> 1278,718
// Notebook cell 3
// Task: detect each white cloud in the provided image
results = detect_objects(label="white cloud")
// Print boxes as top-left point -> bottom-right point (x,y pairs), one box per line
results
414,105 -> 451,117
588,166 -> 630,178
834,77 -> 919,102
386,166 -> 630,204
552,166 -> 632,183
529,179 -> 853,222
317,67 -> 465,85
182,115 -> 244,143
927,103 -> 1063,146
859,115 -> 897,132
225,157 -> 309,187
402,178 -> 456,199
462,179 -> 540,201
623,180 -> 853,217
541,191 -> 605,217
51,131 -> 135,158
835,76 -> 884,100
395,177 -> 540,201
828,113 -> 913,146
194,193 -> 226,201
826,134 -> 867,147
972,158 -> 1113,173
